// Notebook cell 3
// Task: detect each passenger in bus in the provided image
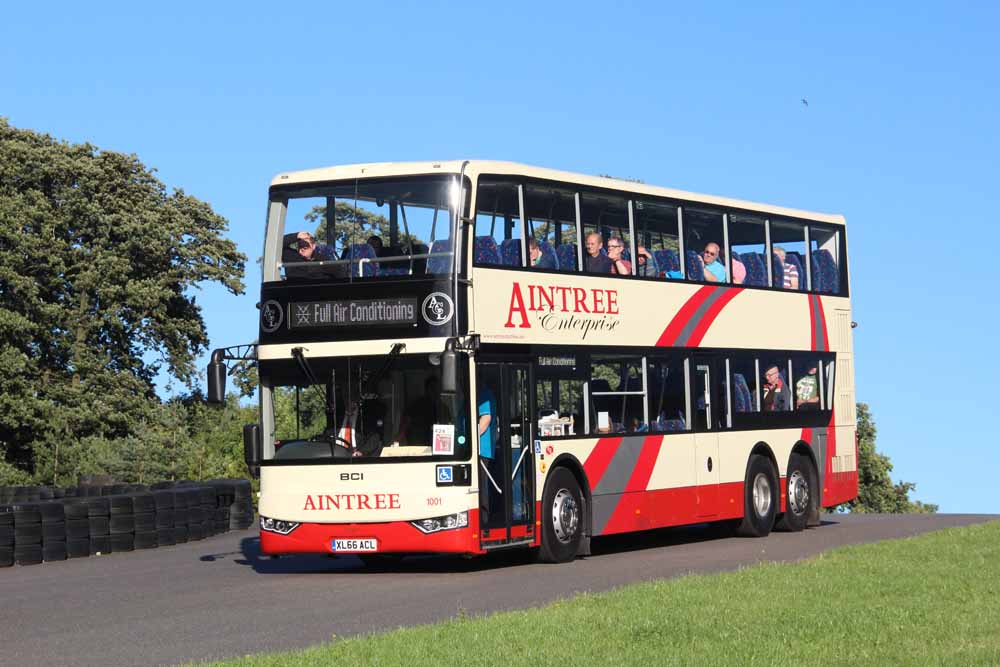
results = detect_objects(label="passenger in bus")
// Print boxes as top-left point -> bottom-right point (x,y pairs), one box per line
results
774,246 -> 799,289
795,367 -> 820,409
607,236 -> 632,275
584,232 -> 612,273
295,232 -> 336,262
528,237 -> 557,269
762,366 -> 791,411
366,235 -> 386,257
699,242 -> 726,282
477,382 -> 497,460
731,255 -> 747,285
635,245 -> 658,278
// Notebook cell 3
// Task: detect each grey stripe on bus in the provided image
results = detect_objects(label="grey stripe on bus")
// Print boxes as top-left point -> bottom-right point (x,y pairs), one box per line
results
591,494 -> 621,537
674,288 -> 728,347
811,295 -> 827,351
591,435 -> 647,534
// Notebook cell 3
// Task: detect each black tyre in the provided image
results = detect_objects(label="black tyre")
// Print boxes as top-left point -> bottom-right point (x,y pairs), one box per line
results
157,528 -> 176,546
110,515 -> 134,534
66,519 -> 89,540
152,490 -> 174,511
538,467 -> 584,563
131,493 -> 155,514
0,546 -> 13,567
188,522 -> 205,541
134,531 -> 158,549
90,535 -> 111,555
15,544 -> 43,565
110,533 -> 134,552
89,516 -> 110,536
67,539 -> 90,558
42,522 -> 66,542
43,542 -> 68,561
14,523 -> 42,545
109,496 -> 134,515
0,525 -> 13,546
174,525 -> 189,544
13,503 -> 41,525
737,455 -> 779,537
64,500 -> 89,520
86,497 -> 110,517
776,453 -> 817,533
0,507 -> 13,527
39,502 -> 64,522
134,512 -> 156,533
155,508 -> 174,529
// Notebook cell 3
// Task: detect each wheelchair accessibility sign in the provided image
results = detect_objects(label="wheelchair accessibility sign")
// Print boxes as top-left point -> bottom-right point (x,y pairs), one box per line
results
436,466 -> 453,484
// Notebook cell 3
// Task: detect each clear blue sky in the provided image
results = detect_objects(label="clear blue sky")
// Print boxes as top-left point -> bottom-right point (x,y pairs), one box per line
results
4,2 -> 998,512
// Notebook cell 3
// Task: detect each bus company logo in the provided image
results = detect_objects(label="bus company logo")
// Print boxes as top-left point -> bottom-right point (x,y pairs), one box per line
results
260,300 -> 283,333
303,493 -> 401,511
422,292 -> 454,326
504,282 -> 622,340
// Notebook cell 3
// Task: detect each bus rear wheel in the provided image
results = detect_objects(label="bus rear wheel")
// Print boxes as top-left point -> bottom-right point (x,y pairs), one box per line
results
539,467 -> 584,563
737,455 -> 778,537
776,453 -> 816,532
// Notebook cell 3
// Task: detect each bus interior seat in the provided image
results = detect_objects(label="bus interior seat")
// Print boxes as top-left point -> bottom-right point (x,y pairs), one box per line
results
342,243 -> 378,277
555,243 -> 577,271
500,238 -> 522,267
685,249 -> 705,281
425,239 -> 452,274
538,240 -> 559,269
733,373 -> 752,413
474,236 -> 501,266
653,249 -> 680,274
811,249 -> 839,293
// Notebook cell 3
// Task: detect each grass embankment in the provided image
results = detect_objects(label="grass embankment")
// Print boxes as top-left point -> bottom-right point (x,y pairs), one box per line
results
209,521 -> 1000,666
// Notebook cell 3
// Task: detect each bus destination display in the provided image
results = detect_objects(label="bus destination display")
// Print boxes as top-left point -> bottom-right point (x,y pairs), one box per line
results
289,299 -> 418,328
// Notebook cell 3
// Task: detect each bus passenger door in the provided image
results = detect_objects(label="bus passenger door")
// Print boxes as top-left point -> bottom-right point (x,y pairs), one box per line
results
477,362 -> 536,548
693,357 -> 720,517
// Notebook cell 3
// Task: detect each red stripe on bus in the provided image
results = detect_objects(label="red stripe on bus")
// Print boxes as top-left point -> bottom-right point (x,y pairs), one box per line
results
582,436 -> 622,490
655,285 -> 717,347
684,287 -> 744,347
599,482 -> 745,535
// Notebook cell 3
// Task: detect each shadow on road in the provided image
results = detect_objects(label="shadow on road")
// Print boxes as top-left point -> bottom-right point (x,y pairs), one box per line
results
226,517 -> 842,574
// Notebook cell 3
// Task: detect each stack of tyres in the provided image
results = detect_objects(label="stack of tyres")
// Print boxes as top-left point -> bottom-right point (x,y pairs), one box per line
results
210,481 -> 234,534
185,488 -> 205,541
88,497 -> 111,555
40,502 -> 67,562
0,506 -> 13,566
13,503 -> 42,565
132,493 -> 157,549
109,495 -> 135,552
173,489 -> 189,544
230,479 -> 255,530
153,490 -> 176,547
197,486 -> 216,537
64,499 -> 91,558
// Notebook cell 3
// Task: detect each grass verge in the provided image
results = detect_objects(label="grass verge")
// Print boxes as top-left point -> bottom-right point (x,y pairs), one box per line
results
206,521 -> 1000,666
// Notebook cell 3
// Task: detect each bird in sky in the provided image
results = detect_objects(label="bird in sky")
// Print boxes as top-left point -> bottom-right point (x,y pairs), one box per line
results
801,98 -> 809,107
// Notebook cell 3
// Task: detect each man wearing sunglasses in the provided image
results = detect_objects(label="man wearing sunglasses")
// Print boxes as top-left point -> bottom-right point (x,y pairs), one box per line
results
700,242 -> 726,283
294,232 -> 336,262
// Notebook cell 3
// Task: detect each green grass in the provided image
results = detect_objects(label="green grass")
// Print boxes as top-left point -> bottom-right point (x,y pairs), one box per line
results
207,521 -> 1000,666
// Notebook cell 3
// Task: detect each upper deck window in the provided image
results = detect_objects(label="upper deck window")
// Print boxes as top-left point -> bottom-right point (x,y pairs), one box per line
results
269,175 -> 465,281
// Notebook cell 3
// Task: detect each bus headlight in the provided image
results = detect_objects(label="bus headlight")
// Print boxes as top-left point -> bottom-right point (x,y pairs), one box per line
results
411,511 -> 468,534
260,516 -> 300,535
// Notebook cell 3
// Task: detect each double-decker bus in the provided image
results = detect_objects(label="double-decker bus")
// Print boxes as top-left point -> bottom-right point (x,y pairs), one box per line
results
208,160 -> 857,563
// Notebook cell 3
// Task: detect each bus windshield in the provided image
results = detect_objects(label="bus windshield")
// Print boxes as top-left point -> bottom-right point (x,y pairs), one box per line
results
270,175 -> 462,281
261,353 -> 471,463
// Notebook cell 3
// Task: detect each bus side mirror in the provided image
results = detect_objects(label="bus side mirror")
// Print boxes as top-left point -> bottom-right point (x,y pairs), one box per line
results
243,423 -> 261,478
441,340 -> 458,395
207,349 -> 227,405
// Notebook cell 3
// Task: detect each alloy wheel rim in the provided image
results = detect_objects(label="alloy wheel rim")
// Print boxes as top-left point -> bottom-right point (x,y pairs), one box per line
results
787,470 -> 809,515
551,488 -> 579,543
752,472 -> 772,517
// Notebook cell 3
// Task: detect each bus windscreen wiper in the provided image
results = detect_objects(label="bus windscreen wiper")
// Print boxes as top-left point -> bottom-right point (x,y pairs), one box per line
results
291,347 -> 334,415
361,343 -> 405,398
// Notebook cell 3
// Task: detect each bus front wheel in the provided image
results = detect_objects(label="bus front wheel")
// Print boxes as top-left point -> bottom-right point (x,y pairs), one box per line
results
737,455 -> 778,537
539,467 -> 584,563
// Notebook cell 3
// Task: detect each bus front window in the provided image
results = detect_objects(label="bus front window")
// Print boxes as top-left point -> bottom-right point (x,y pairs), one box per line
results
261,354 -> 470,463
269,175 -> 464,281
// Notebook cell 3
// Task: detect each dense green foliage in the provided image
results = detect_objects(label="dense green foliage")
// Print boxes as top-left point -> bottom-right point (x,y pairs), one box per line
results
207,521 -> 1000,666
842,402 -> 937,513
0,118 -> 247,485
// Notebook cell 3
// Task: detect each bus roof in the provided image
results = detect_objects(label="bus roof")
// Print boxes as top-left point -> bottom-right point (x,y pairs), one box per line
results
270,160 -> 845,225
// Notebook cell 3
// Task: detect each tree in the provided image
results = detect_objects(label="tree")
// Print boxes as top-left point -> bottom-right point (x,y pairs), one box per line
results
0,118 -> 246,485
304,202 -> 420,250
839,402 -> 937,513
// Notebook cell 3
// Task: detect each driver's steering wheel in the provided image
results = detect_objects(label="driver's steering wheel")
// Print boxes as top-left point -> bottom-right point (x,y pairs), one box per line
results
314,435 -> 353,458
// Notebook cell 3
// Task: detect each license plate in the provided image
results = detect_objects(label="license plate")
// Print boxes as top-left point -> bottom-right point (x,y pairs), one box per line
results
331,538 -> 378,552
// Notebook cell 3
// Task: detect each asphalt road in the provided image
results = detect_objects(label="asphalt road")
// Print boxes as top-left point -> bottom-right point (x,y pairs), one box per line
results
0,513 -> 994,666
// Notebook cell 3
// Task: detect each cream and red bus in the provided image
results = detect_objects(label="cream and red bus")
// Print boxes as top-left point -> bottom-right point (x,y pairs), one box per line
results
208,160 -> 857,563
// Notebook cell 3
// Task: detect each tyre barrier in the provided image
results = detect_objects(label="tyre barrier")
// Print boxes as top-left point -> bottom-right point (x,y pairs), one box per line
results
0,478 -> 255,567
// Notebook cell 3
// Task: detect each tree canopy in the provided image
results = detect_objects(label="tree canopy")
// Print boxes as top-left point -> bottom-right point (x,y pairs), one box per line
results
0,118 -> 246,484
